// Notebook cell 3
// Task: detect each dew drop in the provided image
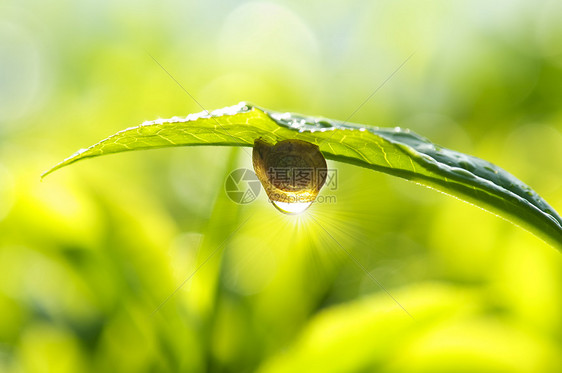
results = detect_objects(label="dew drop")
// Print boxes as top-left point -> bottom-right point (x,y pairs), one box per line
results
253,139 -> 327,215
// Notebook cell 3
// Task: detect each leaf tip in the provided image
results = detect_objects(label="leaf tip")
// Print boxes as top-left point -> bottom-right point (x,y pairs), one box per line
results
40,165 -> 58,180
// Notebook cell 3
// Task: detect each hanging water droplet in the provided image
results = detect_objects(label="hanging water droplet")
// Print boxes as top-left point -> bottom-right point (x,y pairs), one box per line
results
253,138 -> 327,215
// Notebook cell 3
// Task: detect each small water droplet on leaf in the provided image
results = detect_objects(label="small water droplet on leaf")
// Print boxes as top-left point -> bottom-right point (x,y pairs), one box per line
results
253,138 -> 327,215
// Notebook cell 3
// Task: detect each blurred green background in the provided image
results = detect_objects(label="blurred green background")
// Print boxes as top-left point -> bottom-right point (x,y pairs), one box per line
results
1,0 -> 562,372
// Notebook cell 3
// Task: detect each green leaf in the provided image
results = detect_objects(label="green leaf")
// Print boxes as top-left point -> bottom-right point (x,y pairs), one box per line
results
257,283 -> 560,373
42,102 -> 562,250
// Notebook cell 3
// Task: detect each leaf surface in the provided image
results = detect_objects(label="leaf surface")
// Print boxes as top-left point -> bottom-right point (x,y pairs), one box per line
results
42,102 -> 562,249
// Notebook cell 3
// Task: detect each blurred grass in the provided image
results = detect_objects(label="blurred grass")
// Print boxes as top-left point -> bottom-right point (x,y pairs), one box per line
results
1,0 -> 561,372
